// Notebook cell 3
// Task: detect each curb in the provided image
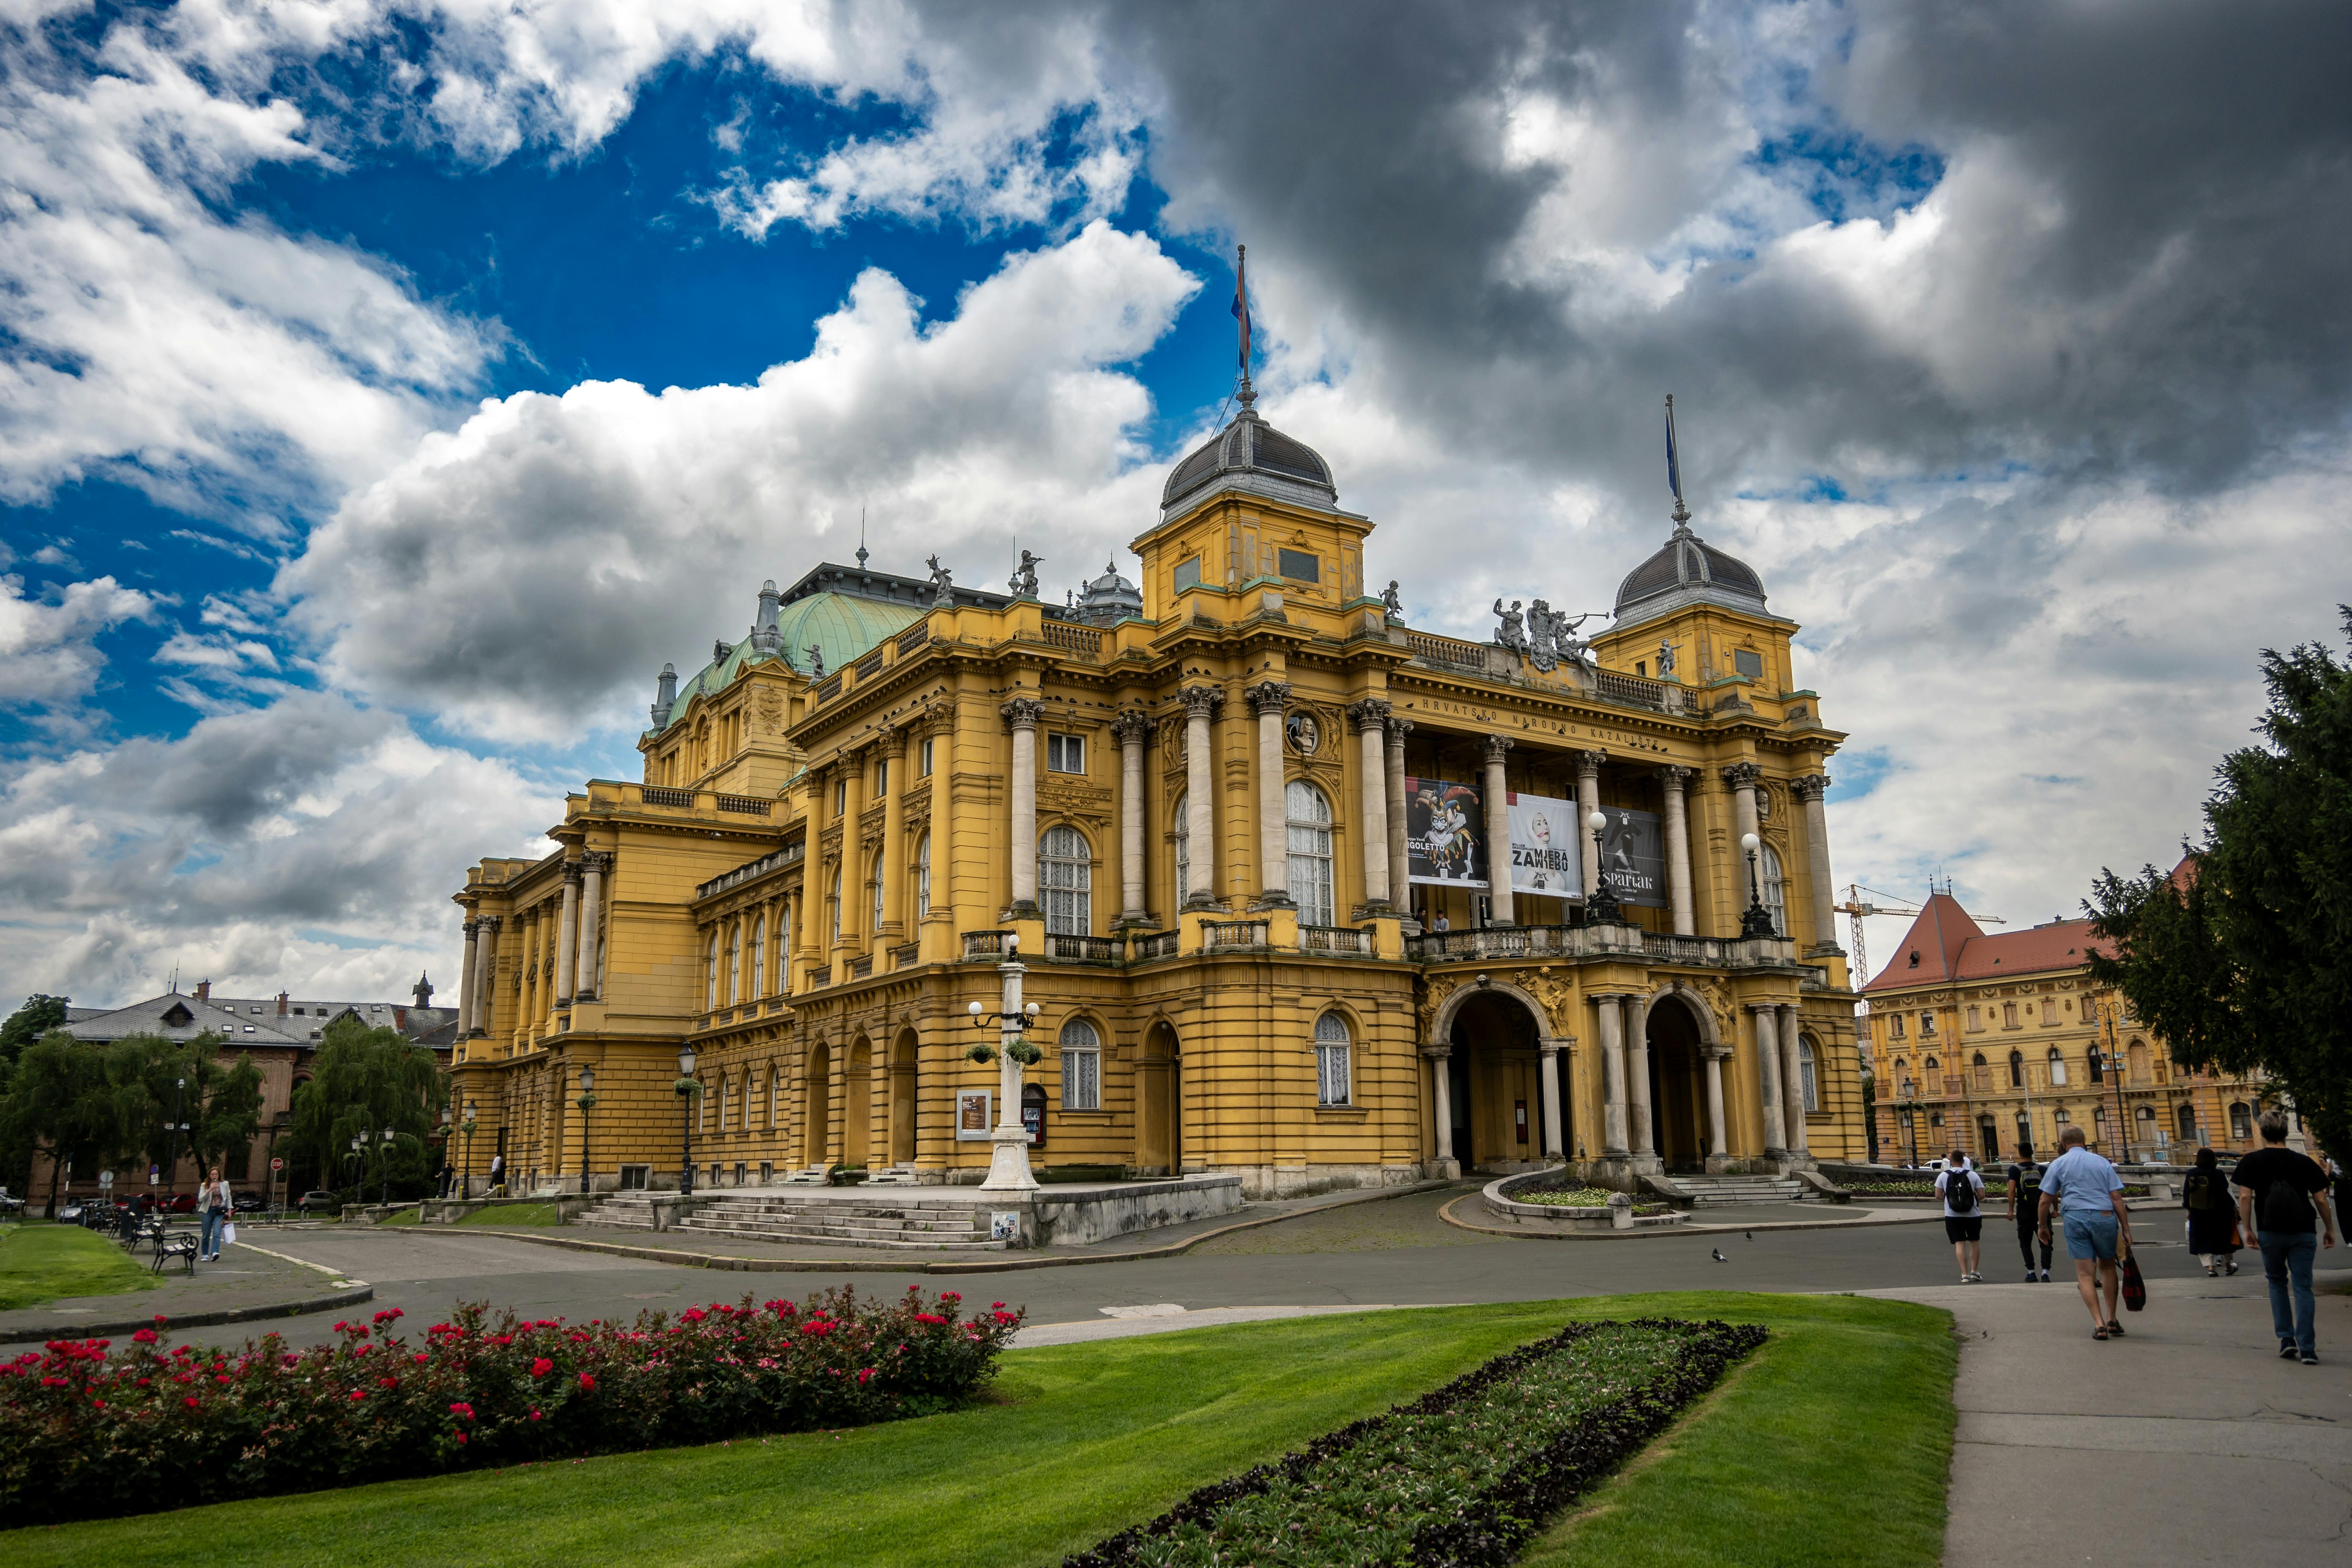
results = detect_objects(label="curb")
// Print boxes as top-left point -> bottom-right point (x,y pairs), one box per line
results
0,1283 -> 374,1345
383,1179 -> 1463,1275
1435,1192 -> 1952,1241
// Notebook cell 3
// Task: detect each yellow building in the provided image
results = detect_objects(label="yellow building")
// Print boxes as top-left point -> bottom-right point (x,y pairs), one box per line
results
1860,890 -> 2275,1166
447,392 -> 1863,1202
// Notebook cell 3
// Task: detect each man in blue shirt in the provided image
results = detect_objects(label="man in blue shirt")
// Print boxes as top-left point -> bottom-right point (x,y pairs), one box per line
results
2037,1125 -> 2135,1341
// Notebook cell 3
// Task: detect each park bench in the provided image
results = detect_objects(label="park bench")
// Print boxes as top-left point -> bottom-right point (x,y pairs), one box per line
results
146,1220 -> 198,1275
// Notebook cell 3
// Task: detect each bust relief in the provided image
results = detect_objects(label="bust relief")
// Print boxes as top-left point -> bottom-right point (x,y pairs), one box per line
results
1286,709 -> 1320,756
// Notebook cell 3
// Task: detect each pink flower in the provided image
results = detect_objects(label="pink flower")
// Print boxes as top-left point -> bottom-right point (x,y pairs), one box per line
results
529,1409 -> 543,1421
454,1431 -> 468,1444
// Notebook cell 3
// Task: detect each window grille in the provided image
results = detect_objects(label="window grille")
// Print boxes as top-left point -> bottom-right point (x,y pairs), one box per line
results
1314,1011 -> 1353,1107
1041,825 -> 1092,936
1286,781 -> 1334,926
1059,1018 -> 1101,1111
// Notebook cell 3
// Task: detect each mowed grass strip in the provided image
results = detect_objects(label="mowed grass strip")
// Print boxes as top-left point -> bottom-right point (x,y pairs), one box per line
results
0,1222 -> 160,1312
455,1202 -> 560,1228
5,1293 -> 1954,1568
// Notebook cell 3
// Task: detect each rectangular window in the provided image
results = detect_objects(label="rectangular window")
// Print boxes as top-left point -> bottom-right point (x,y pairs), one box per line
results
1277,547 -> 1320,583
1919,1011 -> 1936,1037
2003,1002 -> 2018,1028
1733,648 -> 1764,680
1966,1005 -> 1981,1031
1063,1049 -> 1100,1111
2041,1001 -> 2058,1026
1634,662 -> 1646,676
1172,555 -> 1202,592
919,738 -> 934,777
834,780 -> 847,817
1047,733 -> 1085,773
876,758 -> 889,798
1316,1043 -> 1353,1107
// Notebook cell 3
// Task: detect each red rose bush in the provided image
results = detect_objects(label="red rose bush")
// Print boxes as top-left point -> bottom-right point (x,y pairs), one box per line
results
0,1286 -> 1021,1527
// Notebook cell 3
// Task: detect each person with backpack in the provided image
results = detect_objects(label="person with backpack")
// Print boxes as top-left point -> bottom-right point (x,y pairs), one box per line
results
1937,1149 -> 1985,1282
2232,1111 -> 2337,1365
2037,1124 -> 2135,1341
2007,1157 -> 2052,1281
2180,1146 -> 2238,1277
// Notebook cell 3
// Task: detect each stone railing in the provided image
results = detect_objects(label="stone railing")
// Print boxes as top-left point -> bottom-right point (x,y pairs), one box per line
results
696,838 -> 805,900
895,624 -> 933,657
642,786 -> 696,808
1405,630 -> 1488,674
1039,619 -> 1103,657
1042,933 -> 1120,964
961,930 -> 1016,961
1592,668 -> 1683,713
1132,930 -> 1181,962
1201,918 -> 1271,952
890,941 -> 921,969
847,955 -> 874,980
714,793 -> 773,816
1406,924 -> 1801,969
1299,924 -> 1377,956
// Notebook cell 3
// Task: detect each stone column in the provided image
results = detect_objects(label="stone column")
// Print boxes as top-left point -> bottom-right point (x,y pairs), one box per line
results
1595,994 -> 1628,1156
554,863 -> 581,1005
1426,1048 -> 1458,1175
1703,1047 -> 1729,1159
1181,686 -> 1222,907
878,727 -> 906,942
1751,1002 -> 1787,1157
1385,717 -> 1413,920
1793,774 -> 1839,949
1247,682 -> 1292,906
1723,762 -> 1762,930
1622,994 -> 1655,1164
473,916 -> 502,1040
574,854 -> 606,1002
457,917 -> 480,1037
1481,734 -> 1514,925
1113,711 -> 1151,923
1779,1002 -> 1810,1158
1660,765 -> 1696,937
1537,1039 -> 1565,1160
1348,699 -> 1392,911
1575,750 -> 1606,900
999,701 -> 1041,917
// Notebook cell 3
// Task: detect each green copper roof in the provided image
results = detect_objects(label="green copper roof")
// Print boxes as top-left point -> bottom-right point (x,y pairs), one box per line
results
650,589 -> 925,738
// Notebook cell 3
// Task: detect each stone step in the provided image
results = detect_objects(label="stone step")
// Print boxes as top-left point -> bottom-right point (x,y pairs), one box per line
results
677,1215 -> 990,1240
677,1221 -> 1007,1252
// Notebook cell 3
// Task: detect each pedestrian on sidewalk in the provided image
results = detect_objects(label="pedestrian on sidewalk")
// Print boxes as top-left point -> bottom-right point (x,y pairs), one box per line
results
2232,1111 -> 2337,1366
1937,1149 -> 1985,1282
2038,1125 -> 2134,1340
2181,1147 -> 2239,1277
2007,1156 -> 2051,1281
195,1167 -> 232,1262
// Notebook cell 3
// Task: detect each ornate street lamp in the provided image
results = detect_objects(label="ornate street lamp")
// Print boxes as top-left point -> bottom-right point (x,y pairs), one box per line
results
966,933 -> 1043,1192
438,1105 -> 454,1197
460,1100 -> 479,1200
676,1044 -> 701,1196
380,1127 -> 397,1208
347,1134 -> 363,1195
577,1066 -> 598,1195
1584,810 -> 1624,926
1739,832 -> 1777,938
164,1076 -> 189,1200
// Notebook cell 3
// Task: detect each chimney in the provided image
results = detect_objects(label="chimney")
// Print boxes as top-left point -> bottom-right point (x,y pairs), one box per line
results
277,991 -> 290,1016
394,1006 -> 408,1031
195,979 -> 210,1001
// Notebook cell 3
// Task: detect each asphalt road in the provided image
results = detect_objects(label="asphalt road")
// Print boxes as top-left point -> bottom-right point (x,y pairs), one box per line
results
238,1190 -> 2232,1349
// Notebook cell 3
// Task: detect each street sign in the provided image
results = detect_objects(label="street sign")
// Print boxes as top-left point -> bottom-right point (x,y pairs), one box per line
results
270,1157 -> 283,1172
98,1171 -> 113,1190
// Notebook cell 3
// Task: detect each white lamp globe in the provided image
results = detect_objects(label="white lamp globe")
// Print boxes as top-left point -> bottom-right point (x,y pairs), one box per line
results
968,1001 -> 983,1017
1740,832 -> 1760,853
1585,810 -> 1606,833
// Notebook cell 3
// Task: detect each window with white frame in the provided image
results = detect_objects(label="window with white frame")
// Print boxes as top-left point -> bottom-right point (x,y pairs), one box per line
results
705,934 -> 719,1010
1041,825 -> 1091,935
1799,1037 -> 1820,1112
2047,1046 -> 2067,1085
919,737 -> 934,777
1059,1017 -> 1101,1111
751,915 -> 766,997
718,1077 -> 730,1132
1047,733 -> 1085,773
829,866 -> 842,942
915,833 -> 932,919
1286,781 -> 1335,926
1314,1011 -> 1353,1107
1918,1010 -> 1937,1038
1172,792 -> 1190,902
871,855 -> 884,933
729,923 -> 743,1004
1758,842 -> 1787,934
876,757 -> 888,797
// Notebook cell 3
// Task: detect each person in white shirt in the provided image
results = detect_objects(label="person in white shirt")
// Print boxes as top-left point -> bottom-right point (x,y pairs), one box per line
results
1936,1149 -> 1986,1282
195,1168 -> 233,1261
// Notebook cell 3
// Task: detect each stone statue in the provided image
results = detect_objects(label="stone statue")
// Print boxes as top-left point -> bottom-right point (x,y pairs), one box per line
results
924,554 -> 954,602
803,643 -> 825,679
1491,597 -> 1527,655
1657,637 -> 1677,680
1525,598 -> 1559,672
1382,579 -> 1404,618
1556,609 -> 1597,667
1009,550 -> 1042,599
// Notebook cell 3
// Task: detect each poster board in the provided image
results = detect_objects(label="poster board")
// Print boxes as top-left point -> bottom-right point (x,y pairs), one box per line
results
1405,776 -> 1487,889
954,1090 -> 993,1141
1595,805 -> 1667,909
1504,792 -> 1583,899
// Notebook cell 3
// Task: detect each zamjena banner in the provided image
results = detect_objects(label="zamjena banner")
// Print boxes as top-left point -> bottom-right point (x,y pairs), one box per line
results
1405,776 -> 1486,888
1505,792 -> 1583,899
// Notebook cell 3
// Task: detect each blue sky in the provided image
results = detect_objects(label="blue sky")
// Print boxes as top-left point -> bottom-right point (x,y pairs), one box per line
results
3,1 -> 2348,1007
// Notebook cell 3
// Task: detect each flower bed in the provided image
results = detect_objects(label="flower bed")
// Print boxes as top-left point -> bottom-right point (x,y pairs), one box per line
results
1064,1317 -> 1765,1568
0,1285 -> 1019,1527
1515,1187 -> 1674,1217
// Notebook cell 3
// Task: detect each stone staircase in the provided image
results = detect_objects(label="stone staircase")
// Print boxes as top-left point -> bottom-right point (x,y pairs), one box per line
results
1665,1173 -> 1816,1207
572,1192 -> 665,1230
574,1189 -> 1010,1251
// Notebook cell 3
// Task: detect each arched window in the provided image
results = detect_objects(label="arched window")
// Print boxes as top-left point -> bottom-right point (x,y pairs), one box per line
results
871,853 -> 884,934
705,934 -> 719,1010
1798,1037 -> 1819,1112
2126,1039 -> 2150,1083
1172,792 -> 1190,904
2008,1049 -> 2024,1088
1758,843 -> 1786,934
2047,1046 -> 2067,1086
829,866 -> 842,943
1041,825 -> 1092,936
2175,1102 -> 2196,1141
1314,1011 -> 1353,1107
1924,1055 -> 1939,1073
915,833 -> 931,920
1286,781 -> 1335,926
1059,1017 -> 1101,1111
751,915 -> 766,998
2053,1106 -> 2071,1131
2228,1101 -> 2252,1141
729,923 -> 743,1004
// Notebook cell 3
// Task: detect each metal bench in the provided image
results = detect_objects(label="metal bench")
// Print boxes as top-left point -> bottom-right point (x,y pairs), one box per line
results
148,1222 -> 198,1275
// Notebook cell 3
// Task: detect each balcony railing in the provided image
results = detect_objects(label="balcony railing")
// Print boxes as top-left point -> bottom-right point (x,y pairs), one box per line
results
1405,924 -> 1801,968
962,930 -> 1016,961
1592,668 -> 1683,714
696,838 -> 805,900
1042,933 -> 1119,964
1201,919 -> 1271,952
715,793 -> 773,816
1299,924 -> 1377,956
890,941 -> 921,969
642,786 -> 695,808
847,955 -> 874,980
1405,630 -> 1488,674
1039,620 -> 1103,657
1132,931 -> 1181,962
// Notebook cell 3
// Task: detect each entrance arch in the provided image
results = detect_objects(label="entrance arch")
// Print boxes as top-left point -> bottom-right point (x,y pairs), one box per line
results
802,1042 -> 831,1167
889,1028 -> 919,1167
1638,988 -> 1715,1173
1441,985 -> 1552,1172
1137,1020 -> 1181,1175
844,1039 -> 872,1167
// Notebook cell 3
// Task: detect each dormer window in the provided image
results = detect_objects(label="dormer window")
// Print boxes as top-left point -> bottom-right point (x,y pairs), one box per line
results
1907,949 -> 1920,968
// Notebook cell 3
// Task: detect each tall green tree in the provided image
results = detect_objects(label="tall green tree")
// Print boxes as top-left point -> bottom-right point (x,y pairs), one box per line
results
109,1034 -> 265,1186
2,1032 -> 125,1215
2087,609 -> 2352,1164
288,1016 -> 447,1199
0,995 -> 69,1068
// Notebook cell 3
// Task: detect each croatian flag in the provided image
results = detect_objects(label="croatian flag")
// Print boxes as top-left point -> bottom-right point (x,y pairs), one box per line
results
1665,395 -> 1684,503
1232,245 -> 1251,370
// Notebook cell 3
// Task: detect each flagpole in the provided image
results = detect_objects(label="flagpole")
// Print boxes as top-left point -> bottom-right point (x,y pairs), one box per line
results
1665,394 -> 1690,524
1234,243 -> 1255,412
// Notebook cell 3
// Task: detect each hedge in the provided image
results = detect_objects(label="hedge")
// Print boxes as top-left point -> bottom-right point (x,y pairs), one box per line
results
0,1285 -> 1020,1528
1064,1316 -> 1765,1568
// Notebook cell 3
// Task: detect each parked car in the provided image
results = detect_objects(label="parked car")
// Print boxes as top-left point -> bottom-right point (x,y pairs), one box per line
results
163,1192 -> 196,1214
57,1200 -> 88,1224
298,1190 -> 340,1214
231,1190 -> 266,1212
0,1187 -> 24,1217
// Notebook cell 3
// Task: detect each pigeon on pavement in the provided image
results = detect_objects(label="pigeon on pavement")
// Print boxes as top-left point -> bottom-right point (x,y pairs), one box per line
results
1710,1247 -> 1727,1262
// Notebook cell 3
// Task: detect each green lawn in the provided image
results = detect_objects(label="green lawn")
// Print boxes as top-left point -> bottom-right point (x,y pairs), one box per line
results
455,1201 -> 559,1228
0,1222 -> 161,1312
4,1293 -> 1955,1568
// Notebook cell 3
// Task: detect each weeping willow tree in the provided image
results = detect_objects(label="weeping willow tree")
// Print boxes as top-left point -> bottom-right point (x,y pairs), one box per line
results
288,1016 -> 448,1198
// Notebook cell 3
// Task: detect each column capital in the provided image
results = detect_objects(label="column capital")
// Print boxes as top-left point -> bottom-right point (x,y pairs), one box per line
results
1244,680 -> 1290,717
561,861 -> 584,887
1179,684 -> 1225,719
878,723 -> 909,757
1421,1045 -> 1454,1060
1574,748 -> 1607,775
1000,696 -> 1046,730
1346,697 -> 1391,732
1385,715 -> 1414,743
476,915 -> 502,935
462,918 -> 480,937
582,850 -> 613,874
1790,773 -> 1832,803
1481,733 -> 1514,764
1658,763 -> 1694,788
1111,709 -> 1154,745
1746,999 -> 1781,1016
1722,760 -> 1762,789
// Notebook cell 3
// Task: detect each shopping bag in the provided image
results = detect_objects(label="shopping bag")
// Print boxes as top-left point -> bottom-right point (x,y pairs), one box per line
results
2121,1249 -> 2147,1312
221,1221 -> 237,1248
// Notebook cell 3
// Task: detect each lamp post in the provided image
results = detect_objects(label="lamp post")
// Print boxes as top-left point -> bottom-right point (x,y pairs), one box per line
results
676,1044 -> 700,1197
1739,832 -> 1776,938
380,1127 -> 396,1208
347,1134 -> 363,1196
164,1075 -> 189,1200
2096,1001 -> 2131,1161
576,1066 -> 597,1195
1584,810 -> 1623,926
1898,1077 -> 1921,1167
969,933 -> 1043,1192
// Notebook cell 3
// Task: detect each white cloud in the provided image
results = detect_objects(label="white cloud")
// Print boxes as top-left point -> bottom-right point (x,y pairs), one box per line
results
0,572 -> 160,715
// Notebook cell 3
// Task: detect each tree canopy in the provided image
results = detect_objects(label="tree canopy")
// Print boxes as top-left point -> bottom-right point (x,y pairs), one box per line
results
0,1029 -> 264,1212
287,1016 -> 448,1197
2087,609 -> 2352,1163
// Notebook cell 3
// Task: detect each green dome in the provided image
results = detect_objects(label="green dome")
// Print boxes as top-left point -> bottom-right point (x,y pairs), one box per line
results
649,586 -> 925,738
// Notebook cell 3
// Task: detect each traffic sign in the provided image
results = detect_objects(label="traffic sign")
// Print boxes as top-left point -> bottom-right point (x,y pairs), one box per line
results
270,1157 -> 283,1172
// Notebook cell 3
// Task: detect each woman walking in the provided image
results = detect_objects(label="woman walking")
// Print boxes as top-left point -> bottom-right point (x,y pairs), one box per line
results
2183,1147 -> 2238,1276
195,1166 -> 233,1262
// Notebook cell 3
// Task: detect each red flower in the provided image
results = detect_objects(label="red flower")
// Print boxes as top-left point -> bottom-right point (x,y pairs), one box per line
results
348,1389 -> 366,1401
131,1329 -> 157,1345
529,1409 -> 543,1421
454,1431 -> 468,1444
531,1357 -> 555,1377
449,1402 -> 476,1419
184,1397 -> 198,1408
578,1373 -> 596,1391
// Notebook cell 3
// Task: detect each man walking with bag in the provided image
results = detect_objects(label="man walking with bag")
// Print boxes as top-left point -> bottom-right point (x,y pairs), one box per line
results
2233,1111 -> 2337,1365
2038,1125 -> 2134,1341
1937,1150 -> 1985,1282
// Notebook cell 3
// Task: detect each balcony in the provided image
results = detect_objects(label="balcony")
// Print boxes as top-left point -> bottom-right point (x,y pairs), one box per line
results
1299,924 -> 1377,956
1405,924 -> 1801,971
1042,933 -> 1120,964
1201,918 -> 1272,952
1132,931 -> 1181,962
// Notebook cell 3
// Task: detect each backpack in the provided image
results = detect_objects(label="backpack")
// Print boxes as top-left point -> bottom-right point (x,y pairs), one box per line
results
2259,1165 -> 2313,1232
2185,1172 -> 2218,1211
1944,1168 -> 1979,1213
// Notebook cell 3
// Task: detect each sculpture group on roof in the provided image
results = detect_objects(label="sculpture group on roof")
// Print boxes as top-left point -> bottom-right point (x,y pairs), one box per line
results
1491,596 -> 1598,673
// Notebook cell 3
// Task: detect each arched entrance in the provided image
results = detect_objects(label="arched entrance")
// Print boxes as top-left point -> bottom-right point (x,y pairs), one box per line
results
888,1029 -> 919,1167
802,1043 -> 830,1167
1641,991 -> 1712,1173
844,1039 -> 872,1167
1445,987 -> 1547,1172
1137,1021 -> 1181,1175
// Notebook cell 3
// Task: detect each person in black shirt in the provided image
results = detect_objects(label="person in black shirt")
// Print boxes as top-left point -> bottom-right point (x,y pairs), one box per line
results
2007,1159 -> 2051,1281
2231,1111 -> 2337,1364
2180,1146 -> 2238,1276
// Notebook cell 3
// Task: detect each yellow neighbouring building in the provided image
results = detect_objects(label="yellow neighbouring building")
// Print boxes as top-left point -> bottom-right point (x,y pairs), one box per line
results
446,389 -> 1864,1206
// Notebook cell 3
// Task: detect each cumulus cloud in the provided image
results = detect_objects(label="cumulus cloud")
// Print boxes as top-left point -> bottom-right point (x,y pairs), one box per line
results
283,220 -> 1198,739
0,572 -> 161,721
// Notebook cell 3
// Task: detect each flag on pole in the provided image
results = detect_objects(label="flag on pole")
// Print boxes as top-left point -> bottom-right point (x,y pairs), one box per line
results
1231,245 -> 1251,371
1665,394 -> 1683,504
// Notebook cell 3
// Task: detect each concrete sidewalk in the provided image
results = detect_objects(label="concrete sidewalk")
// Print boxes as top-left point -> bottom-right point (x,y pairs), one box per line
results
1876,1268 -> 2352,1565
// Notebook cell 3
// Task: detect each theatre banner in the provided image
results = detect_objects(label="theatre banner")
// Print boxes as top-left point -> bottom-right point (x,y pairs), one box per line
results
1595,804 -> 1668,909
1404,776 -> 1487,888
1504,792 -> 1583,899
